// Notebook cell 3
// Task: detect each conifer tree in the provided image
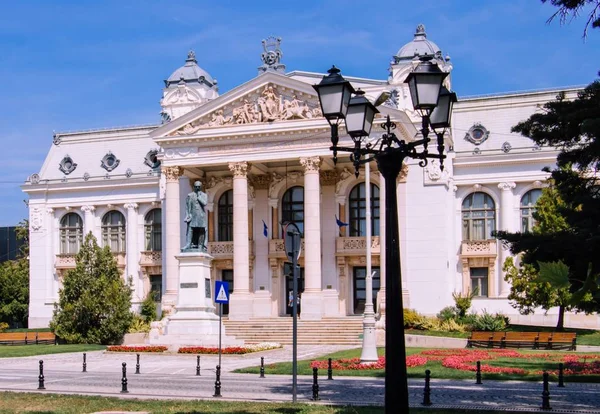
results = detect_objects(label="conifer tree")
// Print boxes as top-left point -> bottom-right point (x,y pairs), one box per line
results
50,233 -> 133,344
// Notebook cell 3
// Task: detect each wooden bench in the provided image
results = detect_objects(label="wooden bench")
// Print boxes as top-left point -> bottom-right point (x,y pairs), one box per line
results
468,331 -> 576,350
0,332 -> 57,345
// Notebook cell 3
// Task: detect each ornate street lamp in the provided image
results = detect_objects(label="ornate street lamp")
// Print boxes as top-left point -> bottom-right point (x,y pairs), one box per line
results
314,55 -> 454,413
429,86 -> 457,170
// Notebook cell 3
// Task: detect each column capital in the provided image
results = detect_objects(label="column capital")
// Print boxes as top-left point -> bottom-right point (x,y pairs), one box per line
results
319,170 -> 338,186
162,166 -> 183,182
46,207 -> 54,215
228,161 -> 249,178
300,156 -> 321,173
81,205 -> 96,213
498,182 -> 516,192
249,174 -> 271,189
124,203 -> 139,211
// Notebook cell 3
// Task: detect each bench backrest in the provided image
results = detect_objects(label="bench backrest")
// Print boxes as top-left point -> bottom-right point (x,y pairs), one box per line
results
550,332 -> 576,342
470,332 -> 493,340
36,332 -> 56,340
504,332 -> 539,341
0,333 -> 28,340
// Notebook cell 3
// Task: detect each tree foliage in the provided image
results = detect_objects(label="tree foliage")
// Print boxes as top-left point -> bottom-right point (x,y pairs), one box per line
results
542,0 -> 600,37
0,220 -> 29,327
496,78 -> 600,309
50,233 -> 133,344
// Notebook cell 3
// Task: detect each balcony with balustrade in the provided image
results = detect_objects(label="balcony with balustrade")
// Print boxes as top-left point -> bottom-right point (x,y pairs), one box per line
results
336,236 -> 380,257
460,239 -> 497,258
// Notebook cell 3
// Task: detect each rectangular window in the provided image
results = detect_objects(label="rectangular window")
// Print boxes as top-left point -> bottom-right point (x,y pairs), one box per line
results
150,275 -> 162,301
470,267 -> 488,297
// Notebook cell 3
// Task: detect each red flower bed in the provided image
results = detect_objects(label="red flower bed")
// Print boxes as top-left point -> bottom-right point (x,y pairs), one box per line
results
310,349 -> 600,376
178,346 -> 249,354
107,345 -> 167,353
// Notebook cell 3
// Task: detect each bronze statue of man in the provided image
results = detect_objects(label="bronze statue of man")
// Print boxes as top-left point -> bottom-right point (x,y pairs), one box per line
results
183,181 -> 208,251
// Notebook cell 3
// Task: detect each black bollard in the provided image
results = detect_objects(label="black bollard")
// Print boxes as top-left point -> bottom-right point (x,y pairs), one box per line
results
259,357 -> 265,378
135,353 -> 140,375
541,371 -> 551,410
327,358 -> 333,380
196,355 -> 201,376
558,363 -> 565,387
37,360 -> 45,390
422,369 -> 432,406
213,365 -> 222,397
82,353 -> 87,373
311,367 -> 320,401
121,362 -> 129,393
476,361 -> 482,384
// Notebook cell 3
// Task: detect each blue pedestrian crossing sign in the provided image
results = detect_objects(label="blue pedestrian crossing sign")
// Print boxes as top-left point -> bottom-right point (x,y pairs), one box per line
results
215,281 -> 229,304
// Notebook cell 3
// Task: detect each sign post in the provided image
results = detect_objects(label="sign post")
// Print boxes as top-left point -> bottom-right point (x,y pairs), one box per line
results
284,222 -> 301,403
214,280 -> 230,370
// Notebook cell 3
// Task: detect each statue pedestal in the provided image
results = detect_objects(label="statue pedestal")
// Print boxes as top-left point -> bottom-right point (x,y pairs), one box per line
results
149,251 -> 243,347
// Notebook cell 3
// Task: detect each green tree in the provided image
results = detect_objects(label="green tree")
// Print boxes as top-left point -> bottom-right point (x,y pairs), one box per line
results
0,220 -> 29,327
496,78 -> 600,309
50,233 -> 133,344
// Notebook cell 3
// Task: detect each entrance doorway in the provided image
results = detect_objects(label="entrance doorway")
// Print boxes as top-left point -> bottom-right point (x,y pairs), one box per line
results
284,262 -> 304,316
221,269 -> 234,315
353,267 -> 380,315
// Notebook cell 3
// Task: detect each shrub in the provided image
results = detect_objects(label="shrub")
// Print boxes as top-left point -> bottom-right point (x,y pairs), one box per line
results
452,289 -> 477,318
437,306 -> 459,322
127,314 -> 150,333
414,316 -> 441,331
438,319 -> 466,332
140,291 -> 157,323
0,322 -> 8,332
470,310 -> 508,331
403,308 -> 423,328
107,345 -> 167,352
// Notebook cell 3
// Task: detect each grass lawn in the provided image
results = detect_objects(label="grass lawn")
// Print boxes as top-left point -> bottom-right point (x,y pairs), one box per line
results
0,344 -> 105,358
235,346 -> 600,382
0,392 -> 560,413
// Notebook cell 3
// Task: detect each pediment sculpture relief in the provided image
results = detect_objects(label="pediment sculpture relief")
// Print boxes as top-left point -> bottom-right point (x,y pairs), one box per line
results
172,85 -> 322,136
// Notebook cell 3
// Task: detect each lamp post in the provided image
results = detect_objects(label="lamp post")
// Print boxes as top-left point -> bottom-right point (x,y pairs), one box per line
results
314,56 -> 454,413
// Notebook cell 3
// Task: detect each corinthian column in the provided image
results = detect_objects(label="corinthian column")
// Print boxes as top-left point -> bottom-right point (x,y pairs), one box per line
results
227,161 -> 253,320
163,166 -> 183,311
300,156 -> 323,320
498,182 -> 516,297
124,203 -> 140,300
81,205 -> 96,238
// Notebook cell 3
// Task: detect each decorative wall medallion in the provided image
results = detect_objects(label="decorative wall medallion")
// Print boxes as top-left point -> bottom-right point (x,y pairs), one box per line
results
501,142 -> 512,153
100,151 -> 120,172
258,36 -> 286,73
53,134 -> 61,145
125,168 -> 133,178
473,147 -> 481,155
104,173 -> 110,180
144,149 -> 161,169
83,172 -> 90,181
464,123 -> 490,145
61,176 -> 67,182
59,155 -> 77,175
147,169 -> 154,176
30,173 -> 40,184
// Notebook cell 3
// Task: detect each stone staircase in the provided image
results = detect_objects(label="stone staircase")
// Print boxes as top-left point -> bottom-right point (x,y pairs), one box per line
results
223,317 -> 364,345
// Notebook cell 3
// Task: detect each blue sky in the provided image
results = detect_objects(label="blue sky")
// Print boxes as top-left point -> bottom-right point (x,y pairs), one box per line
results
1,0 -> 599,226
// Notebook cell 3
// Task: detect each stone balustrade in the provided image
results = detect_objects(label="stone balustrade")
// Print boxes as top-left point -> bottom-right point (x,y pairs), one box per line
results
335,236 -> 380,256
460,239 -> 497,257
268,239 -> 305,258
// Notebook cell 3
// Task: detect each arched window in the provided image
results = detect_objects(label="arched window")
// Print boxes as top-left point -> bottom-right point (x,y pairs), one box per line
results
521,189 -> 542,233
102,211 -> 126,252
144,209 -> 162,251
349,183 -> 380,237
462,192 -> 496,241
218,190 -> 234,241
59,213 -> 83,254
282,186 -> 304,236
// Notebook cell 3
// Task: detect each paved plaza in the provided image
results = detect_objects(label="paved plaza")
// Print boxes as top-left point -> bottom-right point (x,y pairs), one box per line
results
0,346 -> 599,412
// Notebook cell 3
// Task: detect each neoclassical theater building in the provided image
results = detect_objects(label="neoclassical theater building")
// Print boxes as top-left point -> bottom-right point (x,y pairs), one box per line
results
24,26 -> 594,329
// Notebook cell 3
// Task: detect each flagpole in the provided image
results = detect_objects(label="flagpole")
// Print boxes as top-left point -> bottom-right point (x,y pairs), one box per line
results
361,157 -> 378,363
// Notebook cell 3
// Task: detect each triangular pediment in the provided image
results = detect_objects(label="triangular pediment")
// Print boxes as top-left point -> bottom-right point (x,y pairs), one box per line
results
151,72 -> 324,138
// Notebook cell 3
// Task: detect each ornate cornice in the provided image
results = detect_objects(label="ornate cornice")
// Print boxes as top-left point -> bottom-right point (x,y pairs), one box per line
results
124,203 -> 139,211
250,174 -> 271,189
497,182 -> 516,192
228,161 -> 249,178
300,156 -> 321,173
81,205 -> 96,213
319,170 -> 339,186
162,166 -> 183,182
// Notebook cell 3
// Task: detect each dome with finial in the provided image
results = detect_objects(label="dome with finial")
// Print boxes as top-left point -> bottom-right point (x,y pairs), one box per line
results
394,24 -> 442,64
165,50 -> 217,89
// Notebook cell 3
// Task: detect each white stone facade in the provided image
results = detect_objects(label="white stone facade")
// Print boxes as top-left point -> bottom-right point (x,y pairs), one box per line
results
23,26 -> 600,330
